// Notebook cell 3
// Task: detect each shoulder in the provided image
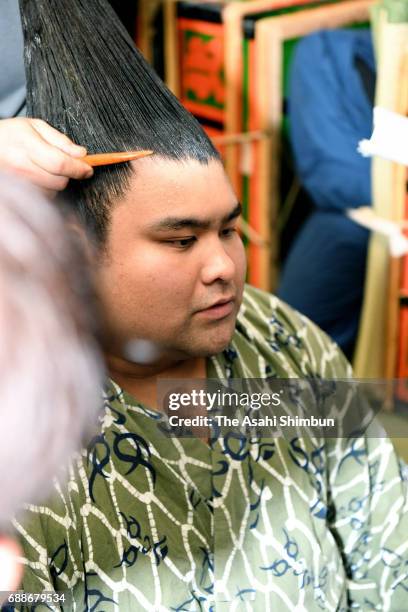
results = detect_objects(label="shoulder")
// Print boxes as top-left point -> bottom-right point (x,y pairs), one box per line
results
234,285 -> 352,378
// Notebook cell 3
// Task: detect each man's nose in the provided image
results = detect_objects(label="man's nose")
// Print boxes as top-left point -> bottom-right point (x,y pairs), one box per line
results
200,239 -> 236,285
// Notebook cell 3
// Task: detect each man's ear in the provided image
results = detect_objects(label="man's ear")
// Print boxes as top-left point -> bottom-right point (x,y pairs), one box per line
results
0,537 -> 23,592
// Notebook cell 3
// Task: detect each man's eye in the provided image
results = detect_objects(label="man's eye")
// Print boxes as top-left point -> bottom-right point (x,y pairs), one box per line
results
221,228 -> 237,238
166,237 -> 196,249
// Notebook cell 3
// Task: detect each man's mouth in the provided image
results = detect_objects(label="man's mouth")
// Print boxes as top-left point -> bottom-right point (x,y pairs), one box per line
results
196,296 -> 235,320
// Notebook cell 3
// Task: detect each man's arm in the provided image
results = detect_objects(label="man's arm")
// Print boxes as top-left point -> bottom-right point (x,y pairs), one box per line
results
301,310 -> 408,608
266,292 -> 408,607
300,309 -> 408,608
13,485 -> 81,596
326,432 -> 408,609
12,513 -> 55,593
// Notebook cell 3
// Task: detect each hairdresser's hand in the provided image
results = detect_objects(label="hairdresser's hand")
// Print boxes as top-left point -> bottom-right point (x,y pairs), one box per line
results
0,117 -> 93,196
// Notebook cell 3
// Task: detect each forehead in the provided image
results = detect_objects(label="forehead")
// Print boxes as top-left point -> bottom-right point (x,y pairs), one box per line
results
116,157 -> 237,223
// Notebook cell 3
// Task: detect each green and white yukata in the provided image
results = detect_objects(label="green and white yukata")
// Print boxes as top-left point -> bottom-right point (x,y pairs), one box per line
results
15,286 -> 408,611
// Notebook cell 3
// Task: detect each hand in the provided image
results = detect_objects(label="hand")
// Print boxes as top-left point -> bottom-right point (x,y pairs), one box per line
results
0,117 -> 93,196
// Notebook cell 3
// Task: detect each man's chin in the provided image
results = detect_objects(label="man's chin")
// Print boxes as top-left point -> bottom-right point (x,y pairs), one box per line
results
190,326 -> 236,358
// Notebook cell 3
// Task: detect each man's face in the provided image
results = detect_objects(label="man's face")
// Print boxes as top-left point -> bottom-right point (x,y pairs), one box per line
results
96,158 -> 246,361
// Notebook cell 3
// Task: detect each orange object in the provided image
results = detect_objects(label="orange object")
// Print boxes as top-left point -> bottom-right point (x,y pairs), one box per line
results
83,150 -> 153,167
178,18 -> 225,123
398,306 -> 408,378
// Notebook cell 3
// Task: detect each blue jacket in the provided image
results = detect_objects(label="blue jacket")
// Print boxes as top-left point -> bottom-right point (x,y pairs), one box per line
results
289,29 -> 375,210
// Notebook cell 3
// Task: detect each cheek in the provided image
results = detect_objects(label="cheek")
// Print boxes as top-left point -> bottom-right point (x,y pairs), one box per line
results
230,238 -> 247,284
135,250 -> 190,294
108,247 -> 196,307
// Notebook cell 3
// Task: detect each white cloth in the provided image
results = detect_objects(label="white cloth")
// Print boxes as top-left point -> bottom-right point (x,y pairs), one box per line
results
358,106 -> 408,167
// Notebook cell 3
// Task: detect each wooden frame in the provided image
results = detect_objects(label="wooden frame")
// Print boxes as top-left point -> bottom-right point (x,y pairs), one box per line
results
353,5 -> 408,380
222,0 -> 315,193
141,1 -> 322,176
137,0 -> 372,291
251,0 -> 373,290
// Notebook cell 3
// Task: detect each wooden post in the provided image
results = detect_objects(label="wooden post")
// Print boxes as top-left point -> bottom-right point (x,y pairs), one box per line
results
137,0 -> 162,63
354,7 -> 408,379
163,0 -> 181,96
384,50 -> 408,393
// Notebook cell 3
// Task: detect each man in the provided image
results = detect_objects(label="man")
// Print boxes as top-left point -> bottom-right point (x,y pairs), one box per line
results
11,0 -> 408,609
277,29 -> 374,360
0,172 -> 102,597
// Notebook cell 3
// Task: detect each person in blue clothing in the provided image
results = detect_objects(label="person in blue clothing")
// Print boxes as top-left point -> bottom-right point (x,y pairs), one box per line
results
278,29 -> 375,359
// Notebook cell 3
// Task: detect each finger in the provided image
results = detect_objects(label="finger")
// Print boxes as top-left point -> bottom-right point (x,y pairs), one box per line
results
30,119 -> 87,158
12,159 -> 70,192
27,137 -> 93,180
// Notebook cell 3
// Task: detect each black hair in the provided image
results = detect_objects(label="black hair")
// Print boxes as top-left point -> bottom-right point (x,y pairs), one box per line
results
19,0 -> 220,243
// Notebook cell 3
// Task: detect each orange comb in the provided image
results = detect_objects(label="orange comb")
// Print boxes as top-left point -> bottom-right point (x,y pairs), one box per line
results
83,150 -> 153,167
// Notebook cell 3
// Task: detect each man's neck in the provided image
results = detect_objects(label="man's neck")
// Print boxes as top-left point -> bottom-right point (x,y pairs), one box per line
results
106,353 -> 207,411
